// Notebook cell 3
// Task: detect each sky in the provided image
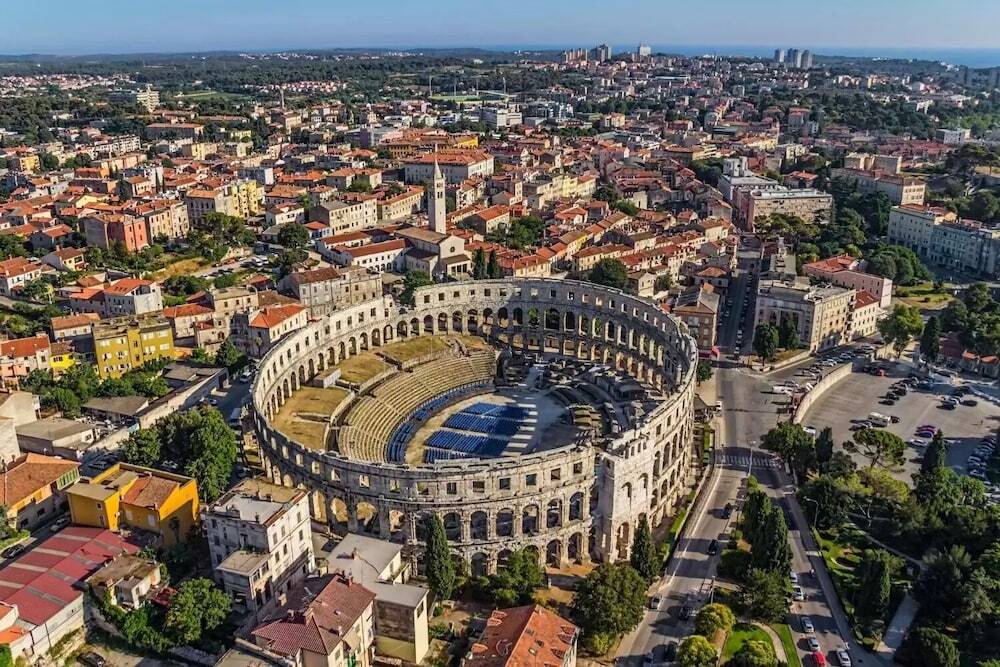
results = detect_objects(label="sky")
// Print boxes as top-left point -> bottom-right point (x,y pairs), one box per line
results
6,0 -> 1000,56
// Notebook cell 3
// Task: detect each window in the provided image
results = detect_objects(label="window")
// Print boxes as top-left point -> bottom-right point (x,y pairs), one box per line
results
499,477 -> 511,491
550,468 -> 561,482
525,473 -> 537,487
473,480 -> 485,493
573,462 -> 583,475
446,482 -> 458,495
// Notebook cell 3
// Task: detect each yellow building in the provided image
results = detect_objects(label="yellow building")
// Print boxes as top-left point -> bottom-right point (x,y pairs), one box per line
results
92,315 -> 175,379
67,463 -> 199,546
48,341 -> 77,377
225,179 -> 263,218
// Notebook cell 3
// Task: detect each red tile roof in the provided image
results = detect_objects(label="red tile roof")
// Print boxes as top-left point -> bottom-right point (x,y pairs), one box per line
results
250,304 -> 306,330
0,334 -> 49,359
467,605 -> 578,667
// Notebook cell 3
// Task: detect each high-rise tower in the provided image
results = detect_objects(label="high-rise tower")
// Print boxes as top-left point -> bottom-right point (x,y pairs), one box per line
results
429,159 -> 446,234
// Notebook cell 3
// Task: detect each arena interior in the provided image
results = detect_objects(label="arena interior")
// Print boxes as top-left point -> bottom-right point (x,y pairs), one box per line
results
251,278 -> 699,576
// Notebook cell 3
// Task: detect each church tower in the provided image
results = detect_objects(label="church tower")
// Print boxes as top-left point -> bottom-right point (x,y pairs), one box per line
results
429,159 -> 446,235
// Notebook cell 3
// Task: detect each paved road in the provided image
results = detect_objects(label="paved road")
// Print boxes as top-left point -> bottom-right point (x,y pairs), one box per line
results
618,359 -> 880,666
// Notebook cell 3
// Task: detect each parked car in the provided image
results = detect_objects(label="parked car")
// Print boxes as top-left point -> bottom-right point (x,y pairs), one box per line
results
77,653 -> 107,667
807,637 -> 821,652
649,595 -> 662,610
2,544 -> 24,559
792,585 -> 805,601
664,642 -> 678,661
836,648 -> 852,666
679,604 -> 693,620
708,539 -> 720,555
49,516 -> 69,532
801,616 -> 815,633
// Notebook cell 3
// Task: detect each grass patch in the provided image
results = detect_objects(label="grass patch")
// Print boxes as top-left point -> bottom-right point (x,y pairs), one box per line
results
896,281 -> 954,310
722,623 -> 772,661
152,256 -> 208,280
770,623 -> 803,667
337,352 -> 392,384
273,386 -> 349,450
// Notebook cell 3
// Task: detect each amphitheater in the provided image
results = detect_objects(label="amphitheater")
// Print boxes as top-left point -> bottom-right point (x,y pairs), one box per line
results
251,278 -> 699,576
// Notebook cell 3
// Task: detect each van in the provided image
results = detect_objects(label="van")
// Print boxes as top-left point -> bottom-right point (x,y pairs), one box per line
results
867,412 -> 890,427
229,408 -> 243,428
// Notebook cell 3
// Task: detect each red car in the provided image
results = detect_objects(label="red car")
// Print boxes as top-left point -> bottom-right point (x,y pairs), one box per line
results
812,651 -> 827,666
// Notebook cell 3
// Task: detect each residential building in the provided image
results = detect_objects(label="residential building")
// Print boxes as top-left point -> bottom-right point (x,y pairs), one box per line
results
109,86 -> 160,111
742,188 -> 833,230
673,284 -> 721,355
0,257 -> 43,296
313,198 -> 379,235
376,186 -> 424,222
463,604 -> 578,667
102,278 -> 164,317
467,205 -> 511,235
83,213 -> 150,252
755,277 -> 856,352
231,304 -> 308,359
831,167 -> 926,206
41,248 -> 87,272
66,463 -> 199,546
850,290 -> 883,340
16,417 -> 97,460
0,334 -> 51,389
204,480 -> 314,617
0,453 -> 80,531
162,303 -> 215,340
249,572 -> 376,667
327,238 -> 408,273
91,315 -> 175,379
887,205 -> 1000,277
277,266 -> 382,318
0,527 -> 138,662
326,534 -> 429,664
145,122 -> 203,140
402,151 -> 495,185
802,255 -> 893,309
85,554 -> 162,610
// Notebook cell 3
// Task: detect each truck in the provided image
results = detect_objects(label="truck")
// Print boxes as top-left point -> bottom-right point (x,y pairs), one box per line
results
867,412 -> 890,427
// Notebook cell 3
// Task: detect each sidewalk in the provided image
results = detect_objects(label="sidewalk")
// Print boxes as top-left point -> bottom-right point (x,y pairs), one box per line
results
877,593 -> 918,661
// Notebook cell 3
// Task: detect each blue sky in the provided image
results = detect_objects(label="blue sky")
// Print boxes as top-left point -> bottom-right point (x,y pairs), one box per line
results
6,0 -> 1000,55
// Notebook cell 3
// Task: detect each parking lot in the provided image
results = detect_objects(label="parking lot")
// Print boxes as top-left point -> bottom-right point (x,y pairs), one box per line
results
799,361 -> 1000,484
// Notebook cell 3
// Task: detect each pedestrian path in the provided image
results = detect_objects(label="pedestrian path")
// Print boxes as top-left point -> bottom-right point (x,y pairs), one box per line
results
715,452 -> 781,469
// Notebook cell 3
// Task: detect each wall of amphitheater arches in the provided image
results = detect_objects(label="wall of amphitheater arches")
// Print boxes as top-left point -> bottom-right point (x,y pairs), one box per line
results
251,279 -> 699,572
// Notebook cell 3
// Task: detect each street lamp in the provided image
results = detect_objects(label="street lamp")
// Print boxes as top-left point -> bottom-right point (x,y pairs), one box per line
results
803,497 -> 819,525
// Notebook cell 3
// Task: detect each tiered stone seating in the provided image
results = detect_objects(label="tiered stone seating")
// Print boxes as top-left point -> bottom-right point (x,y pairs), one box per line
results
337,350 -> 495,462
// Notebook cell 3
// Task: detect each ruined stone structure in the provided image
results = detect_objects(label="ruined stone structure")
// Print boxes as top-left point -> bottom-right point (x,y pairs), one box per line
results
251,278 -> 699,575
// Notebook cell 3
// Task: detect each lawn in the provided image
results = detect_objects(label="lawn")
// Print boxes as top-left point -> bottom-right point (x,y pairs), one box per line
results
722,623 -> 773,661
272,386 -> 349,450
895,281 -> 955,310
770,623 -> 803,667
337,352 -> 393,384
153,256 -> 209,280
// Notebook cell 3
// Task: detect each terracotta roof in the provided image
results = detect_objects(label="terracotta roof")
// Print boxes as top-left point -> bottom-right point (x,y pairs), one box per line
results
104,278 -> 154,295
122,474 -> 179,510
51,312 -> 101,331
854,290 -> 878,308
250,304 -> 306,330
162,304 -> 213,319
0,454 -> 79,507
467,604 -> 577,667
0,334 -> 49,359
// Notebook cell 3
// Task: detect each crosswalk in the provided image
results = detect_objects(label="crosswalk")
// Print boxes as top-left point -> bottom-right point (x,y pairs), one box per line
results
715,452 -> 781,469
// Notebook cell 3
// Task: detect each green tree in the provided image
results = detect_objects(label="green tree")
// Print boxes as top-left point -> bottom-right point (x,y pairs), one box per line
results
182,407 -> 238,501
878,304 -> 924,357
48,386 -> 82,417
844,428 -> 906,469
676,634 -> 717,667
485,548 -> 545,606
753,324 -> 779,362
742,483 -> 772,547
728,638 -> 778,667
777,318 -> 799,349
815,426 -> 835,468
588,258 -> 630,291
487,250 -> 501,278
854,549 -> 892,623
630,516 -> 660,581
165,578 -> 231,644
798,475 -> 848,529
696,360 -> 713,384
762,422 -> 816,477
737,568 -> 789,622
571,563 -> 646,639
121,428 -> 162,468
472,247 -> 486,279
214,339 -> 245,372
921,430 -> 947,474
694,602 -> 736,637
400,270 -> 432,307
898,627 -> 959,667
423,514 -> 456,602
920,315 -> 941,362
753,503 -> 792,575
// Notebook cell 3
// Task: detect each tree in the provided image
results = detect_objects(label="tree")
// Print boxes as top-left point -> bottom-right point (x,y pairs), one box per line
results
742,483 -> 771,547
920,315 -> 941,362
777,318 -> 799,349
798,475 -> 847,529
423,514 -> 456,602
121,428 -> 162,468
696,360 -> 713,384
737,568 -> 789,622
630,516 -> 660,581
694,603 -> 735,637
752,503 -> 792,575
400,270 -> 432,307
588,258 -> 629,291
753,324 -> 779,362
484,548 -> 545,606
921,430 -> 948,474
486,250 -> 501,278
214,339 -> 245,372
165,578 -> 230,644
472,247 -> 486,279
844,428 -> 906,469
815,427 -> 835,468
854,549 -> 892,623
728,639 -> 778,667
676,635 -> 717,667
762,422 -> 816,477
19,278 -> 53,303
878,304 -> 924,357
48,387 -> 81,417
914,546 -> 972,625
571,563 -> 646,639
898,627 -> 960,667
182,407 -> 238,501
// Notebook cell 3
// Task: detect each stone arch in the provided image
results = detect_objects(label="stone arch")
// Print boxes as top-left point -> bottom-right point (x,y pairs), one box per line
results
470,510 -> 488,541
564,310 -> 576,332
521,504 -> 539,535
359,332 -> 369,350
467,309 -> 479,333
616,522 -> 631,561
397,320 -> 409,338
544,307 -> 560,330
338,341 -> 346,360
569,492 -> 584,522
545,539 -> 562,567
443,511 -> 462,541
498,549 -> 513,569
546,498 -> 563,529
389,509 -> 406,539
471,552 -> 489,578
371,327 -> 381,347
328,497 -> 349,534
423,315 -> 434,333
307,358 -> 315,378
437,312 -> 449,333
567,532 -> 584,563
496,509 -> 514,537
383,324 -> 394,343
356,501 -> 378,534
497,307 -> 510,327
348,337 -> 357,355
528,307 -> 540,327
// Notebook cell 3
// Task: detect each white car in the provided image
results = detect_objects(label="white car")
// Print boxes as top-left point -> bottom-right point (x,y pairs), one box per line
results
908,439 -> 928,448
792,585 -> 805,601
836,648 -> 852,666
807,637 -> 821,652
790,571 -> 800,584
801,616 -> 815,633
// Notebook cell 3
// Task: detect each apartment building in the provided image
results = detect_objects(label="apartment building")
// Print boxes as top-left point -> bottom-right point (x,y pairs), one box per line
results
402,151 -> 495,185
0,453 -> 79,531
313,198 -> 379,235
67,463 -> 199,546
185,188 -> 235,224
326,239 -> 408,273
376,186 -> 424,222
0,257 -> 43,296
109,86 -> 160,111
802,255 -> 893,309
742,188 -> 833,230
91,315 -> 175,378
145,122 -> 203,140
277,266 -> 382,318
0,334 -> 52,389
755,277 -> 856,352
831,167 -> 926,206
672,284 -> 721,354
102,279 -> 164,317
230,304 -> 308,359
887,204 -> 1000,277
83,214 -> 150,252
204,480 -> 314,617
